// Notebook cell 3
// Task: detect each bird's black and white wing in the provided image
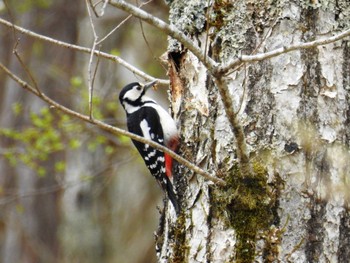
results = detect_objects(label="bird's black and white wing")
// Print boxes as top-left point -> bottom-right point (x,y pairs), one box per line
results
127,106 -> 179,212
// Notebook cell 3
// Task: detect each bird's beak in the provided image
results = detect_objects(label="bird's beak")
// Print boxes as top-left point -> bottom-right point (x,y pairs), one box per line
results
143,80 -> 158,91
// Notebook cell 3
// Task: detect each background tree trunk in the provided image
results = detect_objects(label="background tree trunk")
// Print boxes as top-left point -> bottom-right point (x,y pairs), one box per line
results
0,2 -> 81,262
0,1 -> 168,262
158,1 -> 350,262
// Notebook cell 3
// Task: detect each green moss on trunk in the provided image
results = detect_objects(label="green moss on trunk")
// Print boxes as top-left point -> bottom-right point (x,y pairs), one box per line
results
171,214 -> 188,263
212,162 -> 278,262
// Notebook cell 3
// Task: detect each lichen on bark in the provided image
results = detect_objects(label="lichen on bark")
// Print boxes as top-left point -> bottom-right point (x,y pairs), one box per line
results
162,0 -> 350,262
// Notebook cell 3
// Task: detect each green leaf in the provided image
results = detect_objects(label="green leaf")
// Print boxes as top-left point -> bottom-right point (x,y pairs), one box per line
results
37,167 -> 46,177
96,135 -> 107,144
4,151 -> 17,166
118,135 -> 130,144
87,141 -> 97,151
106,101 -> 117,110
110,48 -> 120,56
12,102 -> 23,116
105,145 -> 115,155
69,139 -> 81,149
30,112 -> 45,128
36,0 -> 53,9
70,76 -> 83,88
16,204 -> 24,214
55,161 -> 66,172
32,41 -> 44,57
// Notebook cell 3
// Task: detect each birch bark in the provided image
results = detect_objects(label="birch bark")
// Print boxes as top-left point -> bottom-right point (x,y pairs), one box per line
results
157,1 -> 350,262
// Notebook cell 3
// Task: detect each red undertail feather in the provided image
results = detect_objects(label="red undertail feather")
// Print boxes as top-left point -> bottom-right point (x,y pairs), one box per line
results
165,153 -> 173,178
165,136 -> 179,178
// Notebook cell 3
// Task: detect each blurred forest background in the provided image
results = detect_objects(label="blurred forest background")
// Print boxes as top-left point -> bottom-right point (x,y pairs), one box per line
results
0,1 -> 170,262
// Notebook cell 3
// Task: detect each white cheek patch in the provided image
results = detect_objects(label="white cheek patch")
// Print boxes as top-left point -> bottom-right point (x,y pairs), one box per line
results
124,87 -> 141,101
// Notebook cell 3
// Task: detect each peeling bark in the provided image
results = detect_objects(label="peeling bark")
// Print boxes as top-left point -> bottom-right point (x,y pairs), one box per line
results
158,1 -> 350,262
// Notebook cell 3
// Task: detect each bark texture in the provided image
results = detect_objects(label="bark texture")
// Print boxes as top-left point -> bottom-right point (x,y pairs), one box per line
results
158,1 -> 350,262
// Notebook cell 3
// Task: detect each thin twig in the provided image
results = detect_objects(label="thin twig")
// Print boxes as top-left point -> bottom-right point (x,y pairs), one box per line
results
0,62 -> 226,186
136,1 -> 168,73
97,13 -> 132,44
100,0 -> 109,16
214,76 -> 252,176
12,39 -> 42,95
223,15 -> 280,77
97,0 -> 152,45
88,0 -> 100,17
203,0 -> 212,65
86,0 -> 100,119
108,0 -> 218,73
218,28 -> 350,75
4,0 -> 41,95
0,155 -> 133,206
235,64 -> 247,115
92,49 -> 101,92
0,17 -> 169,86
88,0 -> 109,17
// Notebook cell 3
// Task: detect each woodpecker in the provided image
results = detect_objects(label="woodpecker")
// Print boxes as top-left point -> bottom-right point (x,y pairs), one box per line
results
119,80 -> 180,213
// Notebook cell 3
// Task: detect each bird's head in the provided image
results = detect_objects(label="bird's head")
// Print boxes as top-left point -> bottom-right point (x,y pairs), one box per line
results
119,80 -> 158,113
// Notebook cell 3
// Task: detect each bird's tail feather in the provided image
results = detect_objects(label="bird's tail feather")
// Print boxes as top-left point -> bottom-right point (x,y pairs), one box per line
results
164,176 -> 180,214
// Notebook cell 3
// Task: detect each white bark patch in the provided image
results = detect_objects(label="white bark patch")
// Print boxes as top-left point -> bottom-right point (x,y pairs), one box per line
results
214,105 -> 235,164
210,221 -> 236,261
317,9 -> 337,34
270,53 -> 304,94
316,45 -> 347,144
182,53 -> 209,116
322,203 -> 343,263
275,90 -> 301,129
318,44 -> 338,88
186,184 -> 210,263
213,71 -> 244,159
281,2 -> 301,20
277,186 -> 310,262
325,144 -> 350,202
268,40 -> 303,143
226,70 -> 247,111
319,125 -> 337,143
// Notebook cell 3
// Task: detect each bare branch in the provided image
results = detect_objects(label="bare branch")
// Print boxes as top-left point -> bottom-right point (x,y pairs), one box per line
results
218,28 -> 350,74
86,0 -> 100,118
97,13 -> 132,44
13,39 -> 42,95
100,0 -> 109,16
88,0 -> 101,17
0,156 -> 132,206
98,0 -> 152,44
0,62 -> 226,186
214,77 -> 252,176
108,0 -> 218,73
0,17 -> 169,86
136,2 -> 168,73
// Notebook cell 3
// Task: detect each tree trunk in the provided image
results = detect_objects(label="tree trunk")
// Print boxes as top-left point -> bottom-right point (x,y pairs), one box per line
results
0,2 -> 81,262
157,1 -> 350,262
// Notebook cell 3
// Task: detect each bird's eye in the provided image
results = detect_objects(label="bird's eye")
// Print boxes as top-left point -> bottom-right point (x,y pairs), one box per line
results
136,86 -> 142,91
